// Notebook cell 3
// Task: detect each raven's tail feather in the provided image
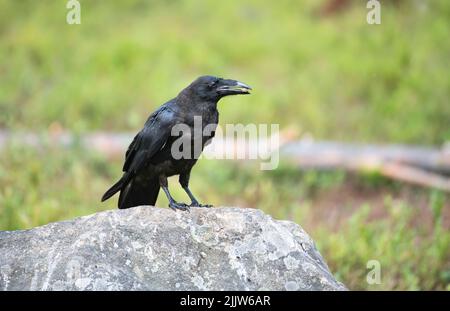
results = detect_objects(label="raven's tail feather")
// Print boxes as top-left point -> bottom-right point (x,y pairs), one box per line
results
101,176 -> 126,202
117,176 -> 160,209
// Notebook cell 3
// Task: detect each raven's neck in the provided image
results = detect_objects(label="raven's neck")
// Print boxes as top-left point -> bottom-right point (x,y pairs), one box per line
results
176,90 -> 218,113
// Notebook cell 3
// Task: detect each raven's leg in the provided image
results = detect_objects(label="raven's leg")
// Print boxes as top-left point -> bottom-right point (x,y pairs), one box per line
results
179,172 -> 212,208
159,175 -> 189,211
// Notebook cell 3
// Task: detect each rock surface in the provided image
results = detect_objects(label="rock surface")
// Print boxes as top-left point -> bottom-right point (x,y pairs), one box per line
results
0,206 -> 346,291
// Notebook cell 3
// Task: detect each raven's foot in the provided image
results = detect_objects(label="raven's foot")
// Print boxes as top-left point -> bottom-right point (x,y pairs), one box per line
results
190,201 -> 213,208
169,202 -> 190,212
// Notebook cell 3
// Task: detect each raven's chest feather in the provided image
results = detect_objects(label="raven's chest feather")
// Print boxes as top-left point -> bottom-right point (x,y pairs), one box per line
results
149,105 -> 218,175
181,105 -> 219,139
186,104 -> 219,126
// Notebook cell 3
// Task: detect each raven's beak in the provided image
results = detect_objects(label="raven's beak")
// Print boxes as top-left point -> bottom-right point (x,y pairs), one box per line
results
217,79 -> 252,95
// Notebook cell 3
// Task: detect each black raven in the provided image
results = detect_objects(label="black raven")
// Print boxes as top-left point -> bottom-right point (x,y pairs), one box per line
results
101,76 -> 252,210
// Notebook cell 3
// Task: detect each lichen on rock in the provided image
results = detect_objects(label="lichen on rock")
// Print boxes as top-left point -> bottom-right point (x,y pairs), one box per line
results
0,206 -> 346,291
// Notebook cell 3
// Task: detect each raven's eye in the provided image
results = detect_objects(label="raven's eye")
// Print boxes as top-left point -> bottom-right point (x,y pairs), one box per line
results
208,79 -> 219,88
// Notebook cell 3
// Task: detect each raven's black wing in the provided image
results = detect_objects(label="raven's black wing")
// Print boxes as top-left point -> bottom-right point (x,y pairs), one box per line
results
123,105 -> 175,174
101,104 -> 176,203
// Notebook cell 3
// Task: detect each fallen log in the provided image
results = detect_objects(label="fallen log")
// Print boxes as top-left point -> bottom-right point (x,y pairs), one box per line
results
281,141 -> 450,192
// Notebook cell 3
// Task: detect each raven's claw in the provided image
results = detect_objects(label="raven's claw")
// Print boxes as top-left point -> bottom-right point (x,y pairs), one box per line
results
190,202 -> 213,208
169,202 -> 190,212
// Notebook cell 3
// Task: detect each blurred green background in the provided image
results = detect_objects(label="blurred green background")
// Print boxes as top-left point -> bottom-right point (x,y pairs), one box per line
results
0,0 -> 449,290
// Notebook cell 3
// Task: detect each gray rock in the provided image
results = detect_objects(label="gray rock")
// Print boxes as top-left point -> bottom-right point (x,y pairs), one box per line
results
0,206 -> 346,291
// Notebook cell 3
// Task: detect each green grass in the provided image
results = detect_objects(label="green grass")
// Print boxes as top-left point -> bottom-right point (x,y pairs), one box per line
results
0,0 -> 449,290
317,196 -> 450,290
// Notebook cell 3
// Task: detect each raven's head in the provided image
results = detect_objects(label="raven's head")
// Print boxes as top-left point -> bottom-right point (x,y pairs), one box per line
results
183,75 -> 252,102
